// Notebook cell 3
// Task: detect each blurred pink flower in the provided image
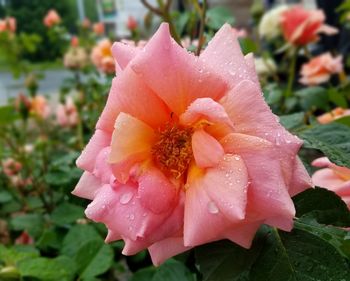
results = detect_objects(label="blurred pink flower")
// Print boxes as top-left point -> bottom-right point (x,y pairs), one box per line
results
127,16 -> 138,31
91,39 -> 115,74
43,9 -> 61,28
0,17 -> 16,33
300,53 -> 343,85
64,46 -> 88,70
56,96 -> 78,127
312,157 -> 350,208
71,36 -> 79,47
280,6 -> 337,46
30,95 -> 50,119
317,107 -> 350,124
2,158 -> 22,176
73,23 -> 311,265
93,22 -> 105,35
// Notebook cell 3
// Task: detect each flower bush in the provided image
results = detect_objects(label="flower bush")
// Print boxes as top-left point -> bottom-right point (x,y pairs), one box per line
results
0,2 -> 350,281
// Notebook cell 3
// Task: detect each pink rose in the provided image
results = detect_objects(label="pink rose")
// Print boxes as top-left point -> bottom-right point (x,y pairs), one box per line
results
73,23 -> 312,265
2,158 -> 22,176
0,17 -> 16,33
71,36 -> 79,47
56,96 -> 79,127
81,18 -> 91,29
312,157 -> 350,208
280,6 -> 338,46
91,39 -> 115,74
43,9 -> 61,28
317,107 -> 350,124
30,95 -> 50,119
93,22 -> 105,35
300,53 -> 343,85
126,16 -> 138,31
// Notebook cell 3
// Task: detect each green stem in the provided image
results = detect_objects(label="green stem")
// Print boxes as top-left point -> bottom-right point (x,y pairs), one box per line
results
285,48 -> 298,98
195,0 -> 207,56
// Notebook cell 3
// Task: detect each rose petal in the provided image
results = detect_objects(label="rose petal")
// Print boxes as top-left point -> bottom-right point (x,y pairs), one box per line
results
76,129 -> 111,172
192,129 -> 224,168
72,171 -> 101,200
129,23 -> 227,116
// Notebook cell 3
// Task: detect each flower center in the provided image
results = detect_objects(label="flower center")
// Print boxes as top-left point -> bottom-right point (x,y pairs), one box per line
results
152,123 -> 193,179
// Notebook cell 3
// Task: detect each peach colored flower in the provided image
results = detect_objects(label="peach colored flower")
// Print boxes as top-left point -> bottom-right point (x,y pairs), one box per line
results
81,18 -> 91,29
73,23 -> 312,265
317,107 -> 350,124
300,53 -> 343,85
127,16 -> 138,31
43,9 -> 61,28
64,46 -> 88,70
0,17 -> 16,33
91,39 -> 115,74
280,6 -> 338,46
71,36 -> 79,47
56,96 -> 78,127
2,158 -> 22,176
30,95 -> 50,119
312,157 -> 350,208
93,22 -> 105,35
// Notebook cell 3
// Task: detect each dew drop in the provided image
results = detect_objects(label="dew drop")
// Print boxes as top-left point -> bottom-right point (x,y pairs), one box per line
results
119,192 -> 133,204
207,201 -> 219,214
129,214 -> 135,220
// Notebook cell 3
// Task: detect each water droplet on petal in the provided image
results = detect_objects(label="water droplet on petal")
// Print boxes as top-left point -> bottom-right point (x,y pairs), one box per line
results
119,192 -> 133,204
207,201 -> 219,214
130,214 -> 135,220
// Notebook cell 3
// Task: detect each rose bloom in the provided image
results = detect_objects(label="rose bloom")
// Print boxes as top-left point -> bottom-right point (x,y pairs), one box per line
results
43,9 -> 61,28
317,107 -> 350,124
127,16 -> 138,31
259,5 -> 289,40
300,52 -> 343,85
30,95 -> 50,119
91,39 -> 115,74
0,17 -> 16,33
280,6 -> 338,46
71,36 -> 79,47
81,18 -> 91,29
15,231 -> 34,245
312,157 -> 350,208
56,96 -> 79,127
93,22 -> 105,35
73,23 -> 312,265
64,47 -> 88,70
254,57 -> 277,77
2,158 -> 22,176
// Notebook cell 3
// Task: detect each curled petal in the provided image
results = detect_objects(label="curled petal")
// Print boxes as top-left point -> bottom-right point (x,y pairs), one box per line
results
76,130 -> 111,172
72,171 -> 101,200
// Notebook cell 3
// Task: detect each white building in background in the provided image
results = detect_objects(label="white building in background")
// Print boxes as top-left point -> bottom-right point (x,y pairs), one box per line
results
92,0 -> 157,38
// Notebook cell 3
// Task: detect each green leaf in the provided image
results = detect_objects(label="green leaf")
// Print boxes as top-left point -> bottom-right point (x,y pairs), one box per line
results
36,227 -> 62,250
0,245 -> 39,266
195,239 -> 262,281
279,112 -> 305,131
239,38 -> 257,55
61,224 -> 101,257
10,214 -> 44,238
18,256 -> 76,281
295,87 -> 329,111
0,105 -> 19,126
51,202 -> 85,226
0,190 -> 12,203
298,123 -> 350,168
250,228 -> 350,281
263,83 -> 283,106
75,239 -> 113,279
294,218 -> 350,259
293,187 -> 350,226
335,116 -> 350,127
131,267 -> 156,281
206,6 -> 235,30
328,88 -> 348,108
152,259 -> 195,281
